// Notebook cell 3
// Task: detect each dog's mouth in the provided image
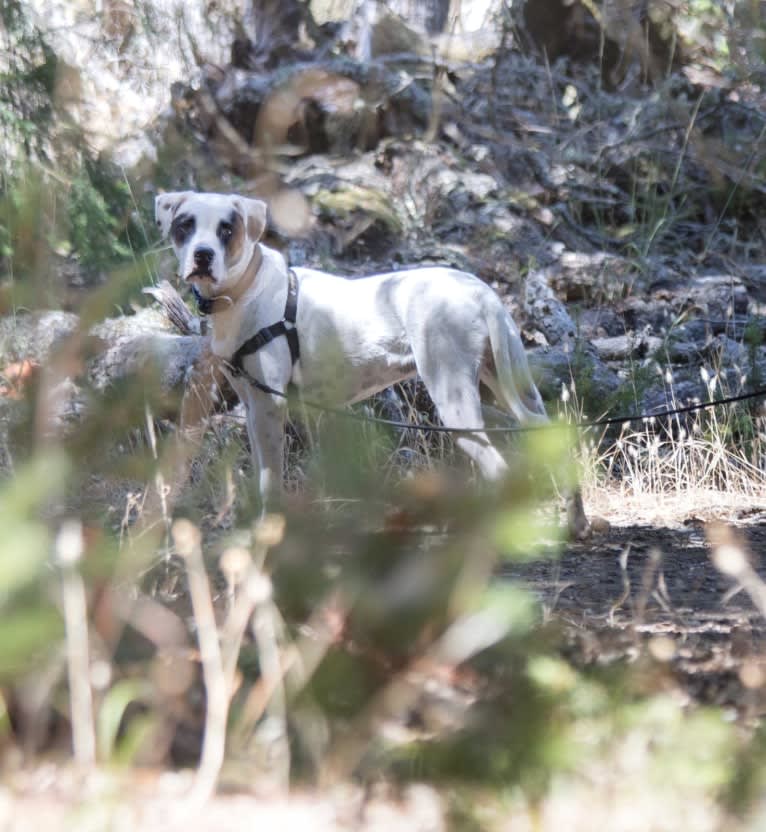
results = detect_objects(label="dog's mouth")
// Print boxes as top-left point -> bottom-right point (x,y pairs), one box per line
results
185,268 -> 216,283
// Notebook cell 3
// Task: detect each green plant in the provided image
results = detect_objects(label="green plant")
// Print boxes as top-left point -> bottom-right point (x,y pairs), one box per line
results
66,159 -> 147,272
0,0 -> 58,167
0,453 -> 68,679
0,5 -> 153,285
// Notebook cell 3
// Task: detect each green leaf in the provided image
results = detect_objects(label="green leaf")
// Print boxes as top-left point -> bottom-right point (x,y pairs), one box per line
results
493,506 -> 562,561
0,524 -> 50,596
0,451 -> 70,597
482,584 -> 538,635
0,605 -> 62,677
0,450 -> 69,518
527,656 -> 578,694
97,678 -> 153,763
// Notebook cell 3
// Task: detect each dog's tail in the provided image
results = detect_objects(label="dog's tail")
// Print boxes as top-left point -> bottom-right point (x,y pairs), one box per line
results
486,300 -> 549,426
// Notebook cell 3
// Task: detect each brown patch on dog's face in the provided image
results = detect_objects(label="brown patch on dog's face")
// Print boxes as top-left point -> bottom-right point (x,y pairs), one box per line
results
246,207 -> 266,242
247,214 -> 262,242
220,209 -> 245,266
231,196 -> 267,243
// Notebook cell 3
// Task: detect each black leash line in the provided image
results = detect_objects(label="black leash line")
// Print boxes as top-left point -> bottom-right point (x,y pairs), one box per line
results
230,363 -> 766,436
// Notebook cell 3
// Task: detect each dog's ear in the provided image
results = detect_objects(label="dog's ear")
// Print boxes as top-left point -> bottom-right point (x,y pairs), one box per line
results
155,191 -> 195,238
235,197 -> 268,242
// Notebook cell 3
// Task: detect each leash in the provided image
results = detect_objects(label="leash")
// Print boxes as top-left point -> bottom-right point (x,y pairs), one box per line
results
230,367 -> 766,436
193,266 -> 766,436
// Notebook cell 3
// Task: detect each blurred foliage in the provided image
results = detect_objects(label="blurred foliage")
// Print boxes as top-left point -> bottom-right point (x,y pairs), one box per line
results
0,453 -> 68,678
66,160 -> 136,271
0,4 -> 151,291
0,0 -> 58,164
684,0 -> 766,71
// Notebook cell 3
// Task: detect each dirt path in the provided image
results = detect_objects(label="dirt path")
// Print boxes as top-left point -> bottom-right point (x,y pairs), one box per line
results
507,522 -> 766,714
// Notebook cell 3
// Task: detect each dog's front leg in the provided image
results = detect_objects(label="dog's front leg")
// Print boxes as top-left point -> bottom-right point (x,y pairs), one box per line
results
243,389 -> 288,510
566,488 -> 590,540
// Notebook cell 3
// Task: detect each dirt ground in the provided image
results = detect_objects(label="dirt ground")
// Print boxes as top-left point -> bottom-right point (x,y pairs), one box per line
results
509,516 -> 766,716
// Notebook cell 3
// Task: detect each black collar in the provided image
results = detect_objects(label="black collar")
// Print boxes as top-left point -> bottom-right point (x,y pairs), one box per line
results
229,268 -> 300,373
191,284 -> 216,315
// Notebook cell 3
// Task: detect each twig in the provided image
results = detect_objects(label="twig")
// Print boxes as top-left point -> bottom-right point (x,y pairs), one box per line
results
57,520 -> 96,766
608,543 -> 631,626
635,546 -> 662,625
142,281 -> 201,336
709,523 -> 766,618
145,403 -> 171,544
250,596 -> 291,790
172,519 -> 228,805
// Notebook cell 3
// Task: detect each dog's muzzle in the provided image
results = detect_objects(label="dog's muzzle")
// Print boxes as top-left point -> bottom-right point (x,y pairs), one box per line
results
186,270 -> 215,283
187,246 -> 216,282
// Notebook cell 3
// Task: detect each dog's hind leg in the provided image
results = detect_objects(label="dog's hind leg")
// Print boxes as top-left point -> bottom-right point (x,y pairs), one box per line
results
415,357 -> 507,480
483,312 -> 590,539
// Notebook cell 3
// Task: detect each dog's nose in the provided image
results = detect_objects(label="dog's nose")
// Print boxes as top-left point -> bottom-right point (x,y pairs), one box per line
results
193,246 -> 214,271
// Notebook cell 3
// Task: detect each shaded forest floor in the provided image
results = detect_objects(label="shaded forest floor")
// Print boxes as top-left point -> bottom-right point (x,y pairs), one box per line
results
517,515 -> 766,717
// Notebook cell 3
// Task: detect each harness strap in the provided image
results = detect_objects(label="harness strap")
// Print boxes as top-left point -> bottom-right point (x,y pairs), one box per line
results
230,268 -> 300,378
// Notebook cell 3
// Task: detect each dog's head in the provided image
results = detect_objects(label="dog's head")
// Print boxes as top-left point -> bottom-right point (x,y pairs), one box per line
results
155,192 -> 267,293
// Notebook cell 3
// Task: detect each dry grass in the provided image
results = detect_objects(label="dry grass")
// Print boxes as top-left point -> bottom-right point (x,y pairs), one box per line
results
162,365 -> 766,532
560,365 -> 766,528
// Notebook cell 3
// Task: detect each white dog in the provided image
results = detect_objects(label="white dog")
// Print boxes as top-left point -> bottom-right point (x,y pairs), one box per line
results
155,191 -> 588,537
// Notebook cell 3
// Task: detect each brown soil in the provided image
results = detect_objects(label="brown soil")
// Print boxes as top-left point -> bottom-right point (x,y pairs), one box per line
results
509,519 -> 766,715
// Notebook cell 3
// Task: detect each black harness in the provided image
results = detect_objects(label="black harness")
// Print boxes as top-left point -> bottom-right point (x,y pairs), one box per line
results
191,266 -> 300,397
229,268 -> 300,372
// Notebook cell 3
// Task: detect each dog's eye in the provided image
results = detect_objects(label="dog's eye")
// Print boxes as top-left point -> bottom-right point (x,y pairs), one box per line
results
218,222 -> 233,244
172,216 -> 195,243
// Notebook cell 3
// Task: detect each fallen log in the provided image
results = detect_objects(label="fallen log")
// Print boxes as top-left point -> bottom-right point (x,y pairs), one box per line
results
0,282 -> 236,431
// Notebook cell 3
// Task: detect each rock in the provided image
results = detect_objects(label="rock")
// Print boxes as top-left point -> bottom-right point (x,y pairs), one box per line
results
0,295 -> 230,426
313,183 -> 403,257
592,333 -> 663,362
523,270 -> 576,346
0,311 -> 79,364
660,338 -> 702,365
368,12 -> 430,57
552,251 -> 636,303
577,306 -> 626,338
431,169 -> 498,203
617,295 -> 674,334
703,334 -> 748,367
527,343 -> 620,408
694,275 -> 749,318
88,330 -> 205,399
206,58 -> 434,168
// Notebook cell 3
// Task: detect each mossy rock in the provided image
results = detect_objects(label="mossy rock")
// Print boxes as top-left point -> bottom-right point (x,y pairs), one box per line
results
313,185 -> 403,233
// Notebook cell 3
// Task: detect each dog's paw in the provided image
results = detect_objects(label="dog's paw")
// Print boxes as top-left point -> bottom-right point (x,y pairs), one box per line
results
569,517 -> 592,542
588,515 -> 611,536
568,514 -> 610,541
